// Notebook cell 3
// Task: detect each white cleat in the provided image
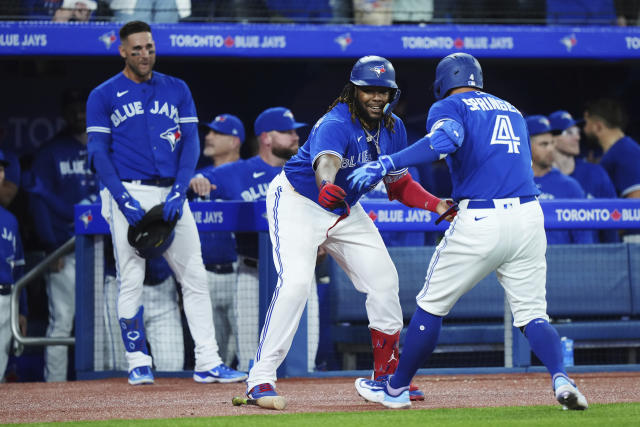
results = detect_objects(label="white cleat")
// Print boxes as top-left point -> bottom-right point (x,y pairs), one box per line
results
355,378 -> 411,409
554,375 -> 588,410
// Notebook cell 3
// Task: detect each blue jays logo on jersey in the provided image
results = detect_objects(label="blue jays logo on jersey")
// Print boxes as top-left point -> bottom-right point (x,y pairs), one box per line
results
369,65 -> 386,77
79,210 -> 93,229
161,125 -> 182,151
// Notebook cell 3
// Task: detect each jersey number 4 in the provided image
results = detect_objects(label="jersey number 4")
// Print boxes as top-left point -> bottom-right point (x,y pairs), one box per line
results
490,115 -> 520,154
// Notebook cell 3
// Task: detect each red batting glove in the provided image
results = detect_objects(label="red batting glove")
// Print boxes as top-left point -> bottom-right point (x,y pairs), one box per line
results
318,181 -> 347,209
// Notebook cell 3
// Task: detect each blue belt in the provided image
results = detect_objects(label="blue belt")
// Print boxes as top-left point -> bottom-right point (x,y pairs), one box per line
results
466,195 -> 536,209
0,283 -> 11,295
123,178 -> 175,187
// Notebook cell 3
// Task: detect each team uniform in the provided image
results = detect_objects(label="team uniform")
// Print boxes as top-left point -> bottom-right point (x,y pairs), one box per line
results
0,204 -> 25,379
246,101 -> 409,391
535,168 -> 594,244
104,255 -> 184,371
353,53 -> 587,410
28,133 -> 97,382
599,136 -> 640,242
87,69 -> 244,383
199,156 -> 319,372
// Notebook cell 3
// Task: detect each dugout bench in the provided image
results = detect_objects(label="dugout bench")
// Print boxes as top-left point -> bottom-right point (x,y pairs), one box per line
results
330,243 -> 640,369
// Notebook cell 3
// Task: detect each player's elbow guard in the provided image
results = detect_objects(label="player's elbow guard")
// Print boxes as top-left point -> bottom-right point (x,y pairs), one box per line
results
429,119 -> 464,154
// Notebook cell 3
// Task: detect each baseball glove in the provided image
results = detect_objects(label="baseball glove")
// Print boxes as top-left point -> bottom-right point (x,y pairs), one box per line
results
127,203 -> 178,259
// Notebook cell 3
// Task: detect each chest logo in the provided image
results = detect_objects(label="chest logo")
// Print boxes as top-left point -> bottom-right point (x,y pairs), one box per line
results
253,171 -> 266,179
160,125 -> 182,151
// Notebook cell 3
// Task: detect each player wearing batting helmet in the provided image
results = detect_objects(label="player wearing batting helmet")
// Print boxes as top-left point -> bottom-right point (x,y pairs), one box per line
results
86,20 -> 246,385
351,52 -> 588,410
244,55 -> 454,405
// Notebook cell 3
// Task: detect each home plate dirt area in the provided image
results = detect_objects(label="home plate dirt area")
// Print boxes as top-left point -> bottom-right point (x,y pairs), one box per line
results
2,372 -> 639,423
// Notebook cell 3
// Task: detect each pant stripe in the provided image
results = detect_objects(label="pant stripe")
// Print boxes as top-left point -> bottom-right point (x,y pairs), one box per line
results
256,185 -> 283,361
417,216 -> 458,301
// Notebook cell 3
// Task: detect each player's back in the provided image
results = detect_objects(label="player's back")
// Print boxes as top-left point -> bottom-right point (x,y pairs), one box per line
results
427,91 -> 538,201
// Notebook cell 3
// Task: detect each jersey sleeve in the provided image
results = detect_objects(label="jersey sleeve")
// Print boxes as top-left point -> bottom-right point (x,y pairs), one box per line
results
309,119 -> 351,167
613,147 -> 640,197
86,88 -> 113,167
426,98 -> 465,135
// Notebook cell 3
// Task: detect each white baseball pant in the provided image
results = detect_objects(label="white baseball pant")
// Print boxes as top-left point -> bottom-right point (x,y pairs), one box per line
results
0,294 -> 10,380
44,253 -> 75,382
247,172 -> 401,389
103,274 -> 184,371
206,265 -> 238,366
418,197 -> 549,328
100,183 -> 221,372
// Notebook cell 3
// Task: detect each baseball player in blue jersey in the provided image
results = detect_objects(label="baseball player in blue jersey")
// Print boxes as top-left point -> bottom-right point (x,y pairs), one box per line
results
583,98 -> 640,242
190,107 -> 320,374
28,89 -> 98,382
0,149 -> 20,208
527,115 -> 594,245
191,113 -> 245,366
549,110 -> 618,242
86,20 -> 245,385
244,56 -> 452,406
0,151 -> 25,381
351,53 -> 588,410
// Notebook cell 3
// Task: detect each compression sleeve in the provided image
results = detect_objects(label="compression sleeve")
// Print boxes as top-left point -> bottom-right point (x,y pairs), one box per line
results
385,172 -> 441,212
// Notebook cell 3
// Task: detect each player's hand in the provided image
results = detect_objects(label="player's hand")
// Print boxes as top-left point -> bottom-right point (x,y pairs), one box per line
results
434,199 -> 458,225
347,155 -> 395,192
318,181 -> 347,210
189,176 -> 216,197
116,191 -> 145,226
163,184 -> 187,222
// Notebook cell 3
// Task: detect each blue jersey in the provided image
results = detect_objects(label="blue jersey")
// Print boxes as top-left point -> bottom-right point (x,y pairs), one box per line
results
194,166 -> 237,266
600,136 -> 640,198
361,166 -> 426,247
86,71 -> 199,180
285,103 -> 408,214
0,206 -> 24,284
535,168 -> 594,244
571,158 -> 618,243
30,133 -> 97,249
200,155 -> 282,259
427,92 -> 538,201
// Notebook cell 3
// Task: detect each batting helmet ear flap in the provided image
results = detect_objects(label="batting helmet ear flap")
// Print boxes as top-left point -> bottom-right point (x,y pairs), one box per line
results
383,88 -> 401,116
127,203 -> 177,259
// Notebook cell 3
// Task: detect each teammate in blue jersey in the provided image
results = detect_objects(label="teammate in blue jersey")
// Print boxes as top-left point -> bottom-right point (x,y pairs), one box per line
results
190,113 -> 245,366
190,106 -> 319,374
549,110 -> 618,243
86,20 -> 246,385
351,53 -> 588,410
0,149 -> 20,208
527,115 -> 593,244
244,56 -> 452,407
0,150 -> 26,381
583,98 -> 640,242
27,89 -> 98,382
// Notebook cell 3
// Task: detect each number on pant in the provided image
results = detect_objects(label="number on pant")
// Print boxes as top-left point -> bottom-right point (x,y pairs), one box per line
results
490,115 -> 521,153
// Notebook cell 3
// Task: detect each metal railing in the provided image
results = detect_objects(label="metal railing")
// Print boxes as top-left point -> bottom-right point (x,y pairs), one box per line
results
10,237 -> 76,347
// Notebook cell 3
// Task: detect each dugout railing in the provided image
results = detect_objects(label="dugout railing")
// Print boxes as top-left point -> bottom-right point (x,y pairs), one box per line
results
16,198 -> 638,380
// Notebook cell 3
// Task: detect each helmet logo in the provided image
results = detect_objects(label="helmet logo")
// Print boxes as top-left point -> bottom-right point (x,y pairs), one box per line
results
369,65 -> 386,77
468,73 -> 477,86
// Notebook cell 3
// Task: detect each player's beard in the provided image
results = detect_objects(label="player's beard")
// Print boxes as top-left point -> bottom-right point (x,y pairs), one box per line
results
354,98 -> 382,130
127,56 -> 155,80
271,145 -> 297,160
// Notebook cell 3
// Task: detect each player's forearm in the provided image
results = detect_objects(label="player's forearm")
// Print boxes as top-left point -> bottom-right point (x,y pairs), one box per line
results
174,124 -> 199,189
388,136 -> 443,170
314,154 -> 342,188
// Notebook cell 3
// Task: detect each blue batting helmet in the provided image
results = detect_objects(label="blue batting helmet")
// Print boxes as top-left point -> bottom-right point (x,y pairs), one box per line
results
350,55 -> 398,89
433,53 -> 483,100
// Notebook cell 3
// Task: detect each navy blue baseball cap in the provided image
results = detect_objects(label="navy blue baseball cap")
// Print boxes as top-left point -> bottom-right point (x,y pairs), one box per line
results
254,107 -> 306,135
548,110 -> 582,134
202,114 -> 245,143
526,115 -> 552,136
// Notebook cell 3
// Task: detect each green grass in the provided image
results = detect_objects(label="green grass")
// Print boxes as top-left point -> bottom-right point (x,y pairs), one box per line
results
15,403 -> 640,427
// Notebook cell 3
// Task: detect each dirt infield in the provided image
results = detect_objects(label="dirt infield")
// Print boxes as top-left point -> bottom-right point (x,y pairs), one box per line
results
2,371 -> 639,423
